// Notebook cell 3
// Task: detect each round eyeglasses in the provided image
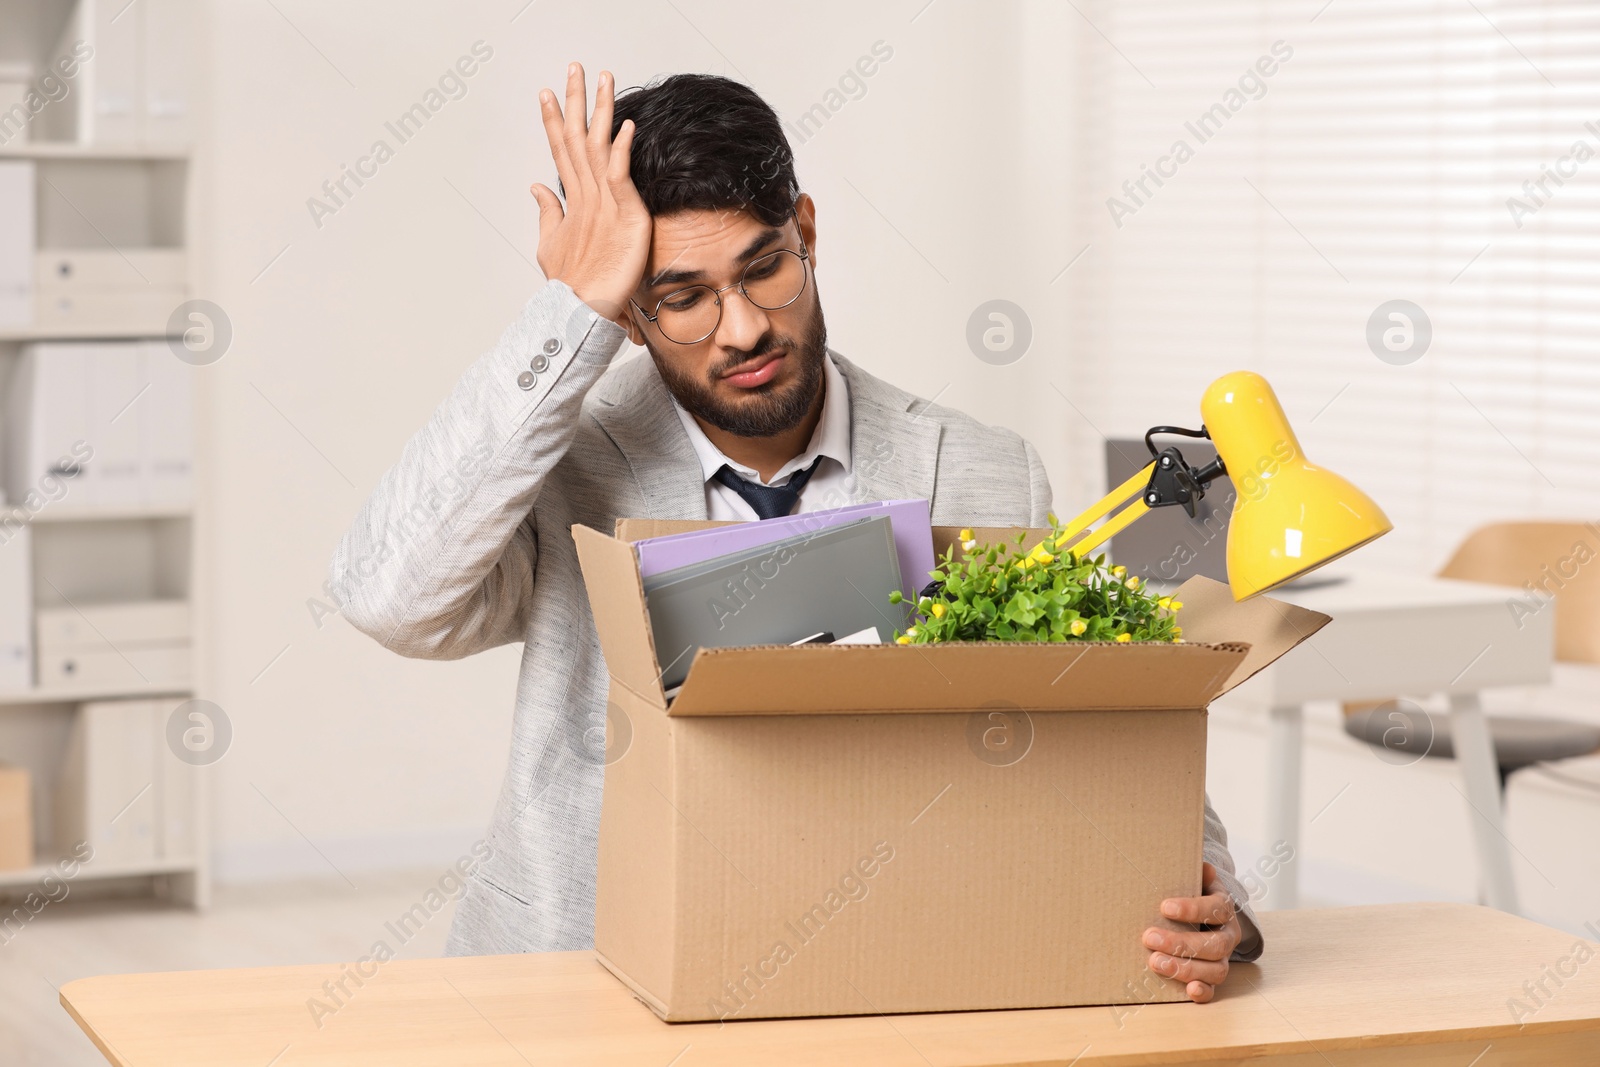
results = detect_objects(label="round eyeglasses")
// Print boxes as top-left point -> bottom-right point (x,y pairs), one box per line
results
630,239 -> 811,345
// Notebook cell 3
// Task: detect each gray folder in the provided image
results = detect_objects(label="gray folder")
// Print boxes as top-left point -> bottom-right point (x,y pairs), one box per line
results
643,515 -> 909,690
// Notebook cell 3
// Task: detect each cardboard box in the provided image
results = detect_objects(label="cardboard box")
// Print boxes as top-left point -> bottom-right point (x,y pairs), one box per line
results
36,250 -> 188,292
36,644 -> 191,690
0,765 -> 34,870
32,289 -> 188,334
30,249 -> 188,332
35,600 -> 191,691
37,599 -> 190,649
573,521 -> 1331,1022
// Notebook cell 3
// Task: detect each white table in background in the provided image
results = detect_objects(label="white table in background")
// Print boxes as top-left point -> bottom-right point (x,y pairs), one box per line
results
1224,568 -> 1555,913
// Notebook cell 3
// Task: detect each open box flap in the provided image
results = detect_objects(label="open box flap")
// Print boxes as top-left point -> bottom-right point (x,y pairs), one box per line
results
665,640 -> 1251,716
1169,575 -> 1333,698
572,524 -> 668,709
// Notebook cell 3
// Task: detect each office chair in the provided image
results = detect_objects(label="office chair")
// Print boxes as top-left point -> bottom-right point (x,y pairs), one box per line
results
1344,522 -> 1600,788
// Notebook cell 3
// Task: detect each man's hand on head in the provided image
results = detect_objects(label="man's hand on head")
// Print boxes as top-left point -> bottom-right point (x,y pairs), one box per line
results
1142,862 -> 1243,1004
530,62 -> 653,325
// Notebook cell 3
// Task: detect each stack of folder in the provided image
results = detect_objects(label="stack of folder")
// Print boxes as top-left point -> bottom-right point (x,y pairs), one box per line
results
634,499 -> 934,692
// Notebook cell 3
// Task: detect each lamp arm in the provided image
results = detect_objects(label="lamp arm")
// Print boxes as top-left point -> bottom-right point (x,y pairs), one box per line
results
953,425 -> 1232,591
919,462 -> 1156,600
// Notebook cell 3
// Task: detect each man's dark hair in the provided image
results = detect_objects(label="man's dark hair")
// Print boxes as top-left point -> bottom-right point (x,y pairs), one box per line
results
597,73 -> 799,226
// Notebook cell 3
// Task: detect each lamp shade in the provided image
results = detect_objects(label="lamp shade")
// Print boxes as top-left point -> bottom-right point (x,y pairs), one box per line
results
1201,371 -> 1392,600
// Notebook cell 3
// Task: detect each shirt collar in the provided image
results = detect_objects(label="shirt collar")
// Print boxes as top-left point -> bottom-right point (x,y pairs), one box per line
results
671,352 -> 852,487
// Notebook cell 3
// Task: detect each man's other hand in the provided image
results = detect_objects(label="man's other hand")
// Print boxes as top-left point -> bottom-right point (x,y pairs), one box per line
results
1142,862 -> 1242,1004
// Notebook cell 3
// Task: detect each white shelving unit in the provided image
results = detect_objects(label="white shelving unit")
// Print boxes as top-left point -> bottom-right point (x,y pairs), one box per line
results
0,0 -> 206,907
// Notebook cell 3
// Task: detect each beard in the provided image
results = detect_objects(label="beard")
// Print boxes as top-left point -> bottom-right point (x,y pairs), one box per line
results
647,296 -> 829,439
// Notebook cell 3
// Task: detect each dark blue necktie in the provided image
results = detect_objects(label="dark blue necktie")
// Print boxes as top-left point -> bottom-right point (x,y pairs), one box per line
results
713,456 -> 825,520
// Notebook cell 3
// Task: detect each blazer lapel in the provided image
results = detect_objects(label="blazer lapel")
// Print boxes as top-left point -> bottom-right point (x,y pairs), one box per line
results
590,355 -> 708,520
834,351 -> 943,505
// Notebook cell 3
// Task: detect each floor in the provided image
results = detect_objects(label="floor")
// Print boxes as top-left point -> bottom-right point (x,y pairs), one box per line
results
1,869 -> 459,1066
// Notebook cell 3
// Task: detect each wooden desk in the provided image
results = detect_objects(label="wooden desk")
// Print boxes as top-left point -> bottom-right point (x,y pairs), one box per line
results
61,903 -> 1600,1066
1227,568 -> 1555,913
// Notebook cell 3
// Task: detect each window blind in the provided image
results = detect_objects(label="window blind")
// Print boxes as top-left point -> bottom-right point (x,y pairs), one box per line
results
1065,0 -> 1600,572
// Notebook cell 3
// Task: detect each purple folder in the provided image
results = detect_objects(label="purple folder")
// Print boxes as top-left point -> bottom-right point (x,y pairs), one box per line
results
634,499 -> 936,599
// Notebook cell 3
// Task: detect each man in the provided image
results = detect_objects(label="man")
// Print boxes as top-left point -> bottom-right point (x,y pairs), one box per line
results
329,63 -> 1259,1003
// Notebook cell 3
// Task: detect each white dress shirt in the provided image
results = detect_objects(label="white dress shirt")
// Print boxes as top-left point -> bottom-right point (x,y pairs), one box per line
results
672,353 -> 855,520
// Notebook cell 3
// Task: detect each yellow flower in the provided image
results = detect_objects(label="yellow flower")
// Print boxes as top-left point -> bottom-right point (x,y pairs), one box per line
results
1172,626 -> 1182,636
1115,632 -> 1132,643
1124,576 -> 1141,590
1069,618 -> 1087,636
1157,596 -> 1172,610
930,602 -> 947,618
1030,545 -> 1054,564
1111,565 -> 1127,577
1170,600 -> 1183,611
896,634 -> 912,645
959,528 -> 973,543
1172,635 -> 1184,643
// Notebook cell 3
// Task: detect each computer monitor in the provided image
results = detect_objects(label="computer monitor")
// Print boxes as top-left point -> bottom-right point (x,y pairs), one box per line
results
1102,438 -> 1233,587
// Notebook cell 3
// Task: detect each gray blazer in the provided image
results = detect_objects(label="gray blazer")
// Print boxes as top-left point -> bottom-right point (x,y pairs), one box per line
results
328,280 -> 1264,963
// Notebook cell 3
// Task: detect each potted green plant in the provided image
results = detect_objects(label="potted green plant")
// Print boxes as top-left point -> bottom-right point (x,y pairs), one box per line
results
891,521 -> 1183,644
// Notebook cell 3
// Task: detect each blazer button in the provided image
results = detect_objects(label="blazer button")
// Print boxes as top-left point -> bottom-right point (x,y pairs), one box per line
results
542,337 -> 562,356
517,370 -> 537,390
530,353 -> 550,373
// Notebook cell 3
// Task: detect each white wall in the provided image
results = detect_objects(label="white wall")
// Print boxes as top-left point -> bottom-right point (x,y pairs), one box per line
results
195,0 -> 1079,880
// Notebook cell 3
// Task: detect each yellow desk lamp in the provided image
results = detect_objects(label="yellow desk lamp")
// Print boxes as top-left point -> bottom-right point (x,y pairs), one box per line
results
1049,371 -> 1393,600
